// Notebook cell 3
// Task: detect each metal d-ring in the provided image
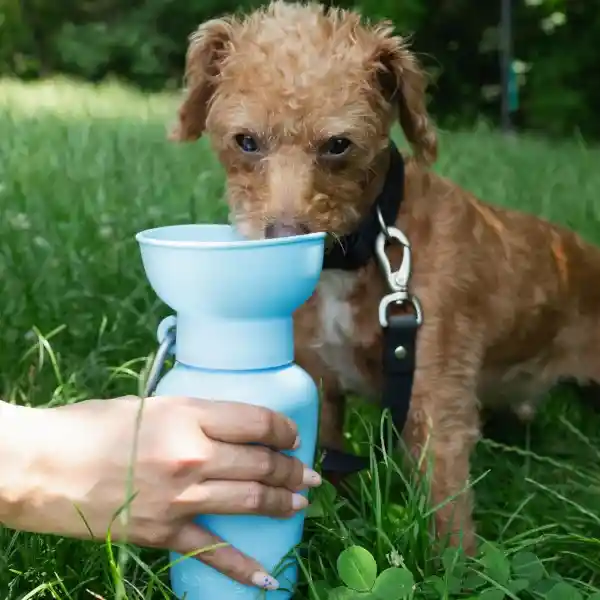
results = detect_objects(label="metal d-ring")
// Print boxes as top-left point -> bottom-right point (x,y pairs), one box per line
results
143,322 -> 176,397
378,292 -> 423,328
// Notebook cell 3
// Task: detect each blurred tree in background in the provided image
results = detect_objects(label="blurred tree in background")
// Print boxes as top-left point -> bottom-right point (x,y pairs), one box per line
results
0,0 -> 597,139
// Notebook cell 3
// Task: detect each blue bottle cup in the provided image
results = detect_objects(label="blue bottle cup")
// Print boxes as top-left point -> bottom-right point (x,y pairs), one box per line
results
136,224 -> 326,599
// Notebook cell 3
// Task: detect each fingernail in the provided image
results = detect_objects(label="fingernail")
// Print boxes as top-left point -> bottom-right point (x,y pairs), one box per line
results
292,493 -> 309,510
251,571 -> 279,590
302,467 -> 322,487
292,435 -> 301,450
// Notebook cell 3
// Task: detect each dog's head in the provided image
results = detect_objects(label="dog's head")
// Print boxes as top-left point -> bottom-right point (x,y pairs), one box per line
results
170,1 -> 437,239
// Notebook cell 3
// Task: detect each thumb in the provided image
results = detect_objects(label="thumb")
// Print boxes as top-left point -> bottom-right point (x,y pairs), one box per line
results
169,523 -> 280,591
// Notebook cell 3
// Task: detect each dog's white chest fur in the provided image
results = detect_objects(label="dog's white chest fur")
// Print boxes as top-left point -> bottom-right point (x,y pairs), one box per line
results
312,271 -> 372,396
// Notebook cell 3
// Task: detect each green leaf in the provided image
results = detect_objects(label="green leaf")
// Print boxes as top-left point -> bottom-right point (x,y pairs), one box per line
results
448,575 -> 463,594
546,582 -> 584,600
478,589 -> 505,600
532,578 -> 561,595
306,501 -> 324,518
372,567 -> 415,600
510,551 -> 545,584
442,547 -> 466,576
480,542 -> 511,586
507,578 -> 529,593
463,572 -> 487,591
345,518 -> 370,537
328,588 -> 357,600
328,590 -> 375,600
309,580 -> 332,600
423,575 -> 446,595
587,594 -> 600,600
387,503 -> 408,527
337,546 -> 378,592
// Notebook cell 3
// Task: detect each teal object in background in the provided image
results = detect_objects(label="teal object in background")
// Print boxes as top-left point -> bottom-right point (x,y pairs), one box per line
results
136,224 -> 326,599
509,61 -> 519,113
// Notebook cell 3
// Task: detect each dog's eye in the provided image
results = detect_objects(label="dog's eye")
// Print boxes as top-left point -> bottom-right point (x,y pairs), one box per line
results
321,136 -> 352,157
235,134 -> 260,153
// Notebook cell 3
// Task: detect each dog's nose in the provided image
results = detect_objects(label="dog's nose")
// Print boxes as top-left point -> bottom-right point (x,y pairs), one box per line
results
264,221 -> 310,239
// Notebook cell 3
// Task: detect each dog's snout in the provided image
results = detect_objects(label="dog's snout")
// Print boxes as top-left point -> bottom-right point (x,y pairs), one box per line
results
265,221 -> 310,239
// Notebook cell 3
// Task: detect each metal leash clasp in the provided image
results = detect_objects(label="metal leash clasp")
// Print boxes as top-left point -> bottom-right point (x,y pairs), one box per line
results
142,316 -> 177,398
375,207 -> 423,328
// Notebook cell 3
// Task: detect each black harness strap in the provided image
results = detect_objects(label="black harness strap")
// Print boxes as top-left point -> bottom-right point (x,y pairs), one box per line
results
319,142 -> 420,476
381,314 -> 419,443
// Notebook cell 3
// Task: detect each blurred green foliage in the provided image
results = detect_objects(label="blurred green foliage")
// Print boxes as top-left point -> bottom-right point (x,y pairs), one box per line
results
0,0 -> 597,138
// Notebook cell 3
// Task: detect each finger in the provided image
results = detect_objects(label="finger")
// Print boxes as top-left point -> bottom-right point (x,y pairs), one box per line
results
177,481 -> 308,518
194,400 -> 298,449
202,440 -> 320,491
170,523 -> 280,591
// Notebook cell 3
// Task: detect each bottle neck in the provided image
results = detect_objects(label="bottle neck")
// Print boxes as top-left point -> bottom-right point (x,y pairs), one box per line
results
173,314 -> 294,371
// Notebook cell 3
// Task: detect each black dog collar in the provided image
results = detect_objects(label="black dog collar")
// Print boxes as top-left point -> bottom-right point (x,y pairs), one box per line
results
318,141 -> 419,478
322,141 -> 405,271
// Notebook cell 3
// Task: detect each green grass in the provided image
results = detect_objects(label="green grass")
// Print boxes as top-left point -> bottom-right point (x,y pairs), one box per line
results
2,76 -> 600,599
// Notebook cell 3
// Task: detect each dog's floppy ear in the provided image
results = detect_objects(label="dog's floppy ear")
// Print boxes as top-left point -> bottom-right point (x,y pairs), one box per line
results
169,18 -> 235,142
370,24 -> 438,165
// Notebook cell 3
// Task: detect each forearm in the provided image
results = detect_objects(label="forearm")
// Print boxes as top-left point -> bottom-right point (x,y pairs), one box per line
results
0,400 -> 37,529
0,399 -> 108,540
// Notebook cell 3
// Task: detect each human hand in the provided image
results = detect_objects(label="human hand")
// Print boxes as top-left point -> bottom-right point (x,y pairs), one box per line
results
0,396 -> 321,590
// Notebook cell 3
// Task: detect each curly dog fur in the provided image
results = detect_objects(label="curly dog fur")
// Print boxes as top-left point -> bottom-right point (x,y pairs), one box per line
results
170,1 -> 600,554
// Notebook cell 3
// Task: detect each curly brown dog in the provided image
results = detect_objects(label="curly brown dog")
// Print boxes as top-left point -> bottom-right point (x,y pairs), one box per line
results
169,1 -> 600,555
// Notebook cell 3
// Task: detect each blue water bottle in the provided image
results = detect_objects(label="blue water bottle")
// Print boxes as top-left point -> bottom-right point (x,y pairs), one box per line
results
136,223 -> 326,600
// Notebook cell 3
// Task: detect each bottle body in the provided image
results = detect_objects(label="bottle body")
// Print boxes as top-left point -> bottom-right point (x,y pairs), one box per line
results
154,360 -> 319,600
135,223 -> 326,599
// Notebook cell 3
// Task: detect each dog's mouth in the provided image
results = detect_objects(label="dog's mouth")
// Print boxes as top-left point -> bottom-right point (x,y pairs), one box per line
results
263,221 -> 342,257
264,221 -> 311,239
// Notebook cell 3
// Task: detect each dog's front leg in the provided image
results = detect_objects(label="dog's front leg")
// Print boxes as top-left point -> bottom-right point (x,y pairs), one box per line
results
403,326 -> 482,556
318,388 -> 347,452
